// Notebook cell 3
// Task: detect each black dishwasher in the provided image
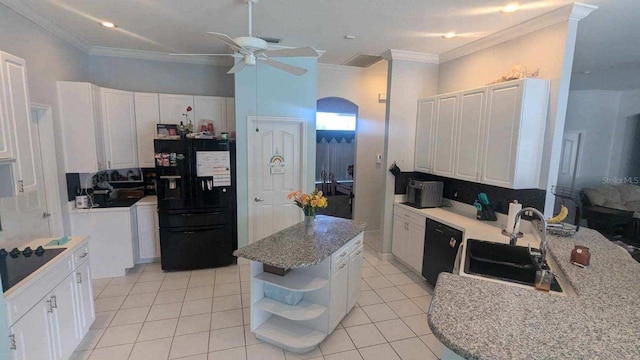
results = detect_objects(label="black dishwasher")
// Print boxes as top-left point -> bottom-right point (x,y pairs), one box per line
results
422,218 -> 463,286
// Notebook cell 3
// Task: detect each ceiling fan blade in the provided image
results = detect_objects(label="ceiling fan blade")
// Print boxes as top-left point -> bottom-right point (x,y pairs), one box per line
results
259,58 -> 308,76
227,60 -> 246,74
169,53 -> 237,57
258,47 -> 320,58
206,32 -> 245,51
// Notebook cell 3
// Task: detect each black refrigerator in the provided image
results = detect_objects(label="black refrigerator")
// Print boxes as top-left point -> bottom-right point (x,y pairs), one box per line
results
154,139 -> 237,271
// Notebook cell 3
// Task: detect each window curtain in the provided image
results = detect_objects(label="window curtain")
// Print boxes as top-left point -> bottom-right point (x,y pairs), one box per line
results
316,138 -> 355,182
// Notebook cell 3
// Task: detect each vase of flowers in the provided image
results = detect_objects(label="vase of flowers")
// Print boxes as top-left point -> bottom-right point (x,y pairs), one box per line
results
288,189 -> 328,234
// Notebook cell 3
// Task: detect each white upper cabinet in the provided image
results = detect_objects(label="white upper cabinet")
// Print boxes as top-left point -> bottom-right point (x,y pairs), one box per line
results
101,88 -> 138,169
432,94 -> 458,178
1,52 -> 37,193
134,92 -> 160,168
159,94 -> 193,125
454,88 -> 486,183
0,55 -> 14,161
414,98 -> 436,173
193,96 -> 227,136
481,79 -> 549,189
414,79 -> 549,190
58,82 -> 105,173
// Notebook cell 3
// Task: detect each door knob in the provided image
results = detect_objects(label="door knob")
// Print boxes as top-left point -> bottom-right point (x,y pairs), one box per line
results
254,197 -> 264,202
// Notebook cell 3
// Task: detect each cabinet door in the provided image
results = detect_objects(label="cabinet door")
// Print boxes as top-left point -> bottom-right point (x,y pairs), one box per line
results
391,215 -> 408,264
75,261 -> 95,337
0,52 -> 37,193
194,96 -> 226,135
329,258 -> 349,331
159,94 -> 194,125
481,82 -> 523,188
347,245 -> 363,311
0,55 -> 13,160
407,223 -> 426,273
92,86 -> 107,171
10,297 -> 55,360
101,88 -> 137,169
432,94 -> 458,177
137,205 -> 160,260
454,88 -> 486,183
49,273 -> 80,360
414,98 -> 436,173
134,93 -> 160,168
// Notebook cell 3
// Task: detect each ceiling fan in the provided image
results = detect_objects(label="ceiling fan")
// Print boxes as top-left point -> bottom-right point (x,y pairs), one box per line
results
171,0 -> 320,76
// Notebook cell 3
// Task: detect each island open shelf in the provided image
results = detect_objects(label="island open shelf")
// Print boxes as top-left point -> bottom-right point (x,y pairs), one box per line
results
255,297 -> 327,321
254,271 -> 328,292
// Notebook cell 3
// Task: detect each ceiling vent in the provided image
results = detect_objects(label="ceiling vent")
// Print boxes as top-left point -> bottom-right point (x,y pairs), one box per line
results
342,54 -> 384,68
259,37 -> 282,44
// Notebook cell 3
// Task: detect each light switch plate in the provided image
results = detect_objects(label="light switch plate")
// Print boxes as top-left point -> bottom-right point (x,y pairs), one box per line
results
376,154 -> 383,164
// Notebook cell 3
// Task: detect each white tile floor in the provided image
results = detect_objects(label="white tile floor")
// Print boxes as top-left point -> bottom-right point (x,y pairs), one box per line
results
71,235 -> 452,360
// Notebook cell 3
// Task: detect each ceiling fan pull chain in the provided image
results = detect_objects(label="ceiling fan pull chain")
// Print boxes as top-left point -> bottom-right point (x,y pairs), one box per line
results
248,0 -> 253,37
255,60 -> 259,132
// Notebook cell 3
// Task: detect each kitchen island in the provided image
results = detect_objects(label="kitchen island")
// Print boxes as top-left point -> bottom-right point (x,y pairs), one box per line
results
428,228 -> 640,359
233,215 -> 366,353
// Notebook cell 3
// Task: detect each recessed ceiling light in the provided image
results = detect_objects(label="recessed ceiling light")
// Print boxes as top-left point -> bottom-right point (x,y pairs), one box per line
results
581,70 -> 591,74
442,32 -> 457,39
501,3 -> 520,13
100,21 -> 117,28
344,35 -> 356,40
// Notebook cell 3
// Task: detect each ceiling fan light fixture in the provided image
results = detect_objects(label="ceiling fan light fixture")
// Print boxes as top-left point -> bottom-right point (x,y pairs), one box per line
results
244,53 -> 257,65
100,21 -> 117,28
501,3 -> 520,13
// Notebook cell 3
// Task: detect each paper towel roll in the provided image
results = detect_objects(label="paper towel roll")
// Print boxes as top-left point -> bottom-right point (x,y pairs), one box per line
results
506,201 -> 522,233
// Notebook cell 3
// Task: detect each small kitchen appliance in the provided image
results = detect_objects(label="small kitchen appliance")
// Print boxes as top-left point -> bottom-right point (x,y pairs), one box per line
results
75,195 -> 90,209
405,180 -> 443,209
92,189 -> 112,207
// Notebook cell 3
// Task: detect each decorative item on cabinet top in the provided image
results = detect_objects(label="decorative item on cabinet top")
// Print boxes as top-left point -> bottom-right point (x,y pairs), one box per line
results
488,64 -> 540,85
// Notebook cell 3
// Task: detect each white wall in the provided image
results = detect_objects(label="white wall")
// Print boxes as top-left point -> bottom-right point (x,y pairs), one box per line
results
565,90 -> 621,188
88,55 -> 234,96
566,89 -> 640,188
317,62 -> 388,231
0,3 -> 89,241
381,59 -> 439,254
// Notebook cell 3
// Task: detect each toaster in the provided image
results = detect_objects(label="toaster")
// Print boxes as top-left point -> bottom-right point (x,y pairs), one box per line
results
405,180 -> 443,208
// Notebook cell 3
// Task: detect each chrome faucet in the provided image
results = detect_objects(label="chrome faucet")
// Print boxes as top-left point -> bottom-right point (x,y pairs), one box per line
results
510,207 -> 548,265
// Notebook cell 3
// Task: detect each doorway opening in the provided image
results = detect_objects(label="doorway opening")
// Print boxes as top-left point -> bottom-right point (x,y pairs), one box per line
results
315,97 -> 358,219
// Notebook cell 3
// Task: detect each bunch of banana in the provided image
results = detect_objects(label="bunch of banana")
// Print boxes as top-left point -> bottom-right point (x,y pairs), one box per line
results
547,205 -> 569,224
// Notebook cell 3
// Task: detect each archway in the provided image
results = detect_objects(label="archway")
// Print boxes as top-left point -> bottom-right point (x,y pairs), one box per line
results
316,97 -> 358,219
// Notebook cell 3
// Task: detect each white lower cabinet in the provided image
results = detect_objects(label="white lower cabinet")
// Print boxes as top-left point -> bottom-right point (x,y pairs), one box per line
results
392,205 -> 426,274
9,297 -> 53,360
74,261 -> 95,336
347,245 -> 364,311
8,239 -> 95,360
329,257 -> 349,330
136,204 -> 160,262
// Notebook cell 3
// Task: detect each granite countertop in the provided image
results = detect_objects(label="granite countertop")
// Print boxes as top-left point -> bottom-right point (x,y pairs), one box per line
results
233,215 -> 366,268
428,228 -> 640,359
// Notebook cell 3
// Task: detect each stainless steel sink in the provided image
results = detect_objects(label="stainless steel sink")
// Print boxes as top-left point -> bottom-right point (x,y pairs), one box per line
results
464,239 -> 563,293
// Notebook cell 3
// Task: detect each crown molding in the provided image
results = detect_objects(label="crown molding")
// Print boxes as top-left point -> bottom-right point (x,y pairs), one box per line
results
88,46 -> 233,66
380,49 -> 439,64
440,2 -> 598,63
1,0 -> 91,53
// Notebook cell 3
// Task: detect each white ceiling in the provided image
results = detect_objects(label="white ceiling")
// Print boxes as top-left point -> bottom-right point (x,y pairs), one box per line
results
3,0 -> 639,90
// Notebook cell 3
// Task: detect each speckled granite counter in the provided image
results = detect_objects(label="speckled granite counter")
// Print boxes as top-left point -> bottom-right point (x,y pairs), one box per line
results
428,228 -> 640,359
233,215 -> 366,268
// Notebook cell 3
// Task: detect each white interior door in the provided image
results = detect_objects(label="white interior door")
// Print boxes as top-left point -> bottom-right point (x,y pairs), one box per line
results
558,131 -> 583,188
0,108 -> 51,244
248,117 -> 305,244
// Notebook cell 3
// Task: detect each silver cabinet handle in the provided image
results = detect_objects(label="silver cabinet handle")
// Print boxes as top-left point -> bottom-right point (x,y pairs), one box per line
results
46,299 -> 53,313
50,295 -> 57,309
339,263 -> 347,269
254,197 -> 264,202
355,239 -> 362,245
340,251 -> 347,258
356,250 -> 362,255
77,272 -> 82,284
18,180 -> 24,193
79,251 -> 88,258
9,334 -> 16,350
42,212 -> 51,219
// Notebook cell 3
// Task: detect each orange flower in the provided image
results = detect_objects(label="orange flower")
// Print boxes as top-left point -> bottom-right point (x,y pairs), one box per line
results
311,199 -> 318,207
